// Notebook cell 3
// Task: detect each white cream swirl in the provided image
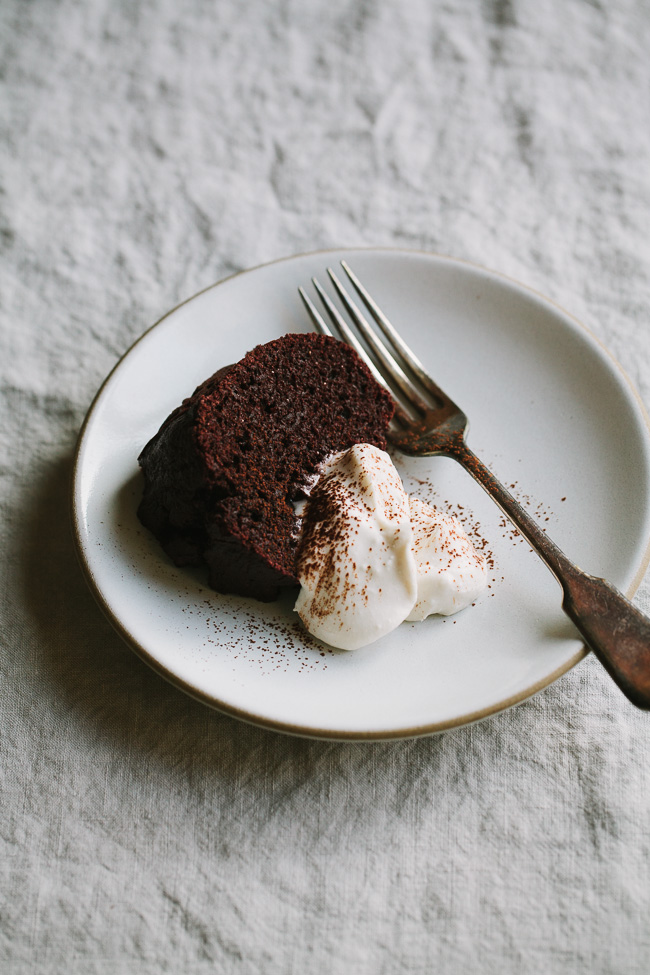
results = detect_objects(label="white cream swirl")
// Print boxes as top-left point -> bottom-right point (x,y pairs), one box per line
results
294,445 -> 416,650
294,445 -> 487,650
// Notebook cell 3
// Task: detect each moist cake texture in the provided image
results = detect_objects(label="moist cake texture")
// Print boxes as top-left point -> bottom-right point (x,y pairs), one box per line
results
137,332 -> 394,600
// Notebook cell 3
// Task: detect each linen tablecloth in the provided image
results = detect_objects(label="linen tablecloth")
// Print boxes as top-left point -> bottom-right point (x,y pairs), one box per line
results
2,1 -> 649,971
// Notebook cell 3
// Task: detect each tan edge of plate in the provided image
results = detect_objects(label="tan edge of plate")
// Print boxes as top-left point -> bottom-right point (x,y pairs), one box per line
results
71,246 -> 650,740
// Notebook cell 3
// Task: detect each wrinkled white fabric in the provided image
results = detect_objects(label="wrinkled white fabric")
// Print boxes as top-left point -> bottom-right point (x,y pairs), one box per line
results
2,1 -> 650,972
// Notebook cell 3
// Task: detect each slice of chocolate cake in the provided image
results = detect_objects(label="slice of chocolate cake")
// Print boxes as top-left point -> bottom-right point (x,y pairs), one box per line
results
137,332 -> 394,600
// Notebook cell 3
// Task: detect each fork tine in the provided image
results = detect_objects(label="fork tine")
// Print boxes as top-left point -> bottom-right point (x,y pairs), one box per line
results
326,268 -> 431,416
305,278 -> 412,425
340,260 -> 446,404
311,277 -> 380,377
298,287 -> 333,337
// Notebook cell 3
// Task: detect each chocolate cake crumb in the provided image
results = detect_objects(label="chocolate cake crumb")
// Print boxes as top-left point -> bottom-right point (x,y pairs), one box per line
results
137,332 -> 393,601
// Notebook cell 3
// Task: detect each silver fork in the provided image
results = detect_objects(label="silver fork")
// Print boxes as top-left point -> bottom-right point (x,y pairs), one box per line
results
299,260 -> 650,710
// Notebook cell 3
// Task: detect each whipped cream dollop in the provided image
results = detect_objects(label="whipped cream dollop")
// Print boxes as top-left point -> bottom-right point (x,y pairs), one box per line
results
294,445 -> 487,650
406,496 -> 488,621
294,444 -> 417,651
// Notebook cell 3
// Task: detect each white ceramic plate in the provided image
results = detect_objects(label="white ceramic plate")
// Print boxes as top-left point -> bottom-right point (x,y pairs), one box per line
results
73,249 -> 650,739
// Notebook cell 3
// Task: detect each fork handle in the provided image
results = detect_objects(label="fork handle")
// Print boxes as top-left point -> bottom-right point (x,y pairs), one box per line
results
454,443 -> 650,709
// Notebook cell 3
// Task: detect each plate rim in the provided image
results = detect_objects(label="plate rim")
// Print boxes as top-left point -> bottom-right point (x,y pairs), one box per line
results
71,245 -> 650,739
